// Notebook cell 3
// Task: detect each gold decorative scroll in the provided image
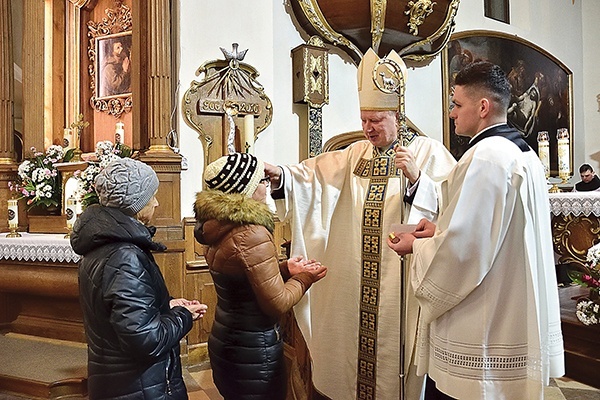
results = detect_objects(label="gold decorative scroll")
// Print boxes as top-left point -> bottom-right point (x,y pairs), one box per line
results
552,214 -> 600,267
399,0 -> 460,64
405,0 -> 436,36
370,0 -> 387,53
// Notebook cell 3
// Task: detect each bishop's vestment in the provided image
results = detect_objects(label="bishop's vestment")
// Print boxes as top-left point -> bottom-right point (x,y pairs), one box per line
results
275,136 -> 456,399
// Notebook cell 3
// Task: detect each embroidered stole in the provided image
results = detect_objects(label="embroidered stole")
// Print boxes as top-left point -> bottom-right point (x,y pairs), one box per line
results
352,137 -> 412,399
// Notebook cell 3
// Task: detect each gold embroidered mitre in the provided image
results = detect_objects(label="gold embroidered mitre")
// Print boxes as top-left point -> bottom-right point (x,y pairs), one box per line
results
357,48 -> 408,111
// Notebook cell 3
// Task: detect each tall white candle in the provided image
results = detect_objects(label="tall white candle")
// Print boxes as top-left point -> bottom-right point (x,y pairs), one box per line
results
557,128 -> 570,179
244,114 -> 254,154
537,131 -> 550,178
7,199 -> 18,227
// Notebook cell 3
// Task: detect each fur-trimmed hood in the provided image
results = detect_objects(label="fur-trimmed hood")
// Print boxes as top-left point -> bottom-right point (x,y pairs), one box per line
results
194,190 -> 275,246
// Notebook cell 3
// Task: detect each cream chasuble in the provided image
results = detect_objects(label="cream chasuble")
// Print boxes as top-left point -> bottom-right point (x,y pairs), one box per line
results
275,137 -> 455,399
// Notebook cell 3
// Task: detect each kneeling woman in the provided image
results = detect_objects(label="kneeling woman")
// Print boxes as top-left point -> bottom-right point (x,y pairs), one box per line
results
194,153 -> 327,400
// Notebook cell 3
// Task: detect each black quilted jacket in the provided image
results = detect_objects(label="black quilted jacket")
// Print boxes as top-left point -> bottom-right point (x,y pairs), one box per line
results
71,205 -> 193,400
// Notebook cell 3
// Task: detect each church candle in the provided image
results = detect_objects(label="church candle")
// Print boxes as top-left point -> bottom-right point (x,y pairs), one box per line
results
7,199 -> 18,228
115,122 -> 125,144
65,196 -> 77,229
557,128 -> 570,179
63,128 -> 75,149
244,114 -> 254,154
537,131 -> 550,178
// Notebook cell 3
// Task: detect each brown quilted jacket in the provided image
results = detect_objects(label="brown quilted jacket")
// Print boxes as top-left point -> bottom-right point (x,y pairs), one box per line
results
193,189 -> 316,317
194,189 -> 318,399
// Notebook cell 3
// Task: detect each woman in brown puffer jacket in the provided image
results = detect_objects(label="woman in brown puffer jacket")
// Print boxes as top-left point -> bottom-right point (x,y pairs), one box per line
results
194,153 -> 327,400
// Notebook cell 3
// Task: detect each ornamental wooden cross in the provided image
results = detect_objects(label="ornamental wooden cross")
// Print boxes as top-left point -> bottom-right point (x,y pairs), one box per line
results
182,44 -> 272,170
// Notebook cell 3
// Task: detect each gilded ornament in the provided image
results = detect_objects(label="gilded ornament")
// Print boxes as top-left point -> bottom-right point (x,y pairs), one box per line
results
405,0 -> 436,36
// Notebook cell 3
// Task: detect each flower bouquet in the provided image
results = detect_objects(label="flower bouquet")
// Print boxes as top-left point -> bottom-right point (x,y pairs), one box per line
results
9,145 -> 74,211
74,140 -> 132,208
568,243 -> 600,326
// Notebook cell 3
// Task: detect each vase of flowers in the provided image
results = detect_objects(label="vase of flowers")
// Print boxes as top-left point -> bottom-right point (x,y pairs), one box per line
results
9,145 -> 73,212
568,243 -> 600,326
74,140 -> 132,208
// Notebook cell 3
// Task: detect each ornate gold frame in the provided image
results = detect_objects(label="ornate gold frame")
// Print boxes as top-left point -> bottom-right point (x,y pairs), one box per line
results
87,2 -> 133,118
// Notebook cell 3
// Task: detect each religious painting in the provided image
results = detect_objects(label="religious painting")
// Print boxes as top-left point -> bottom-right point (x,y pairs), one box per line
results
442,30 -> 573,175
95,32 -> 132,99
87,1 -> 133,118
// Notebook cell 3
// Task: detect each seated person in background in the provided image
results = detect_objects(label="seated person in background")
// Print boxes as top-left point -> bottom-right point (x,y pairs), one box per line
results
573,163 -> 600,192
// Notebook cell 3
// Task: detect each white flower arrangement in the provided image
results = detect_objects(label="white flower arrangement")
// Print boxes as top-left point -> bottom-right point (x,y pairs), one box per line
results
586,242 -> 600,268
73,140 -> 132,208
9,145 -> 68,209
570,242 -> 600,325
576,299 -> 599,326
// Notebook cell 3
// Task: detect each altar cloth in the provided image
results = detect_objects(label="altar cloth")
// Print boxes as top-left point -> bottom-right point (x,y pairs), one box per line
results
548,192 -> 600,217
0,232 -> 80,263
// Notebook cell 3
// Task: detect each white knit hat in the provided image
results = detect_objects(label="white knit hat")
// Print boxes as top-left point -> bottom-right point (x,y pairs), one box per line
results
357,48 -> 408,111
204,153 -> 264,197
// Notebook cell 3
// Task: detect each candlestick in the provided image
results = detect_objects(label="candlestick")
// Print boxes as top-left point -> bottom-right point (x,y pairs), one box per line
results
244,114 -> 254,154
115,121 -> 125,144
557,128 -> 570,183
7,199 -> 21,238
536,131 -> 550,178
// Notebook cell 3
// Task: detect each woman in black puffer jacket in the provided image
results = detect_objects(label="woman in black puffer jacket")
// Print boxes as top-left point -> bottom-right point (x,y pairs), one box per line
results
71,158 -> 207,400
194,153 -> 327,400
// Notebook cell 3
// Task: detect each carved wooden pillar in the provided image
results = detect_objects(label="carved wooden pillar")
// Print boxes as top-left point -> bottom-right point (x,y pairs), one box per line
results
133,0 -> 182,240
21,0 -> 45,153
0,0 -> 18,217
0,0 -> 17,322
0,0 -> 14,161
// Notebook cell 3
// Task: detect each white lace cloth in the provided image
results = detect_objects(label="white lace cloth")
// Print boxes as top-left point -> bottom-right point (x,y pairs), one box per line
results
0,232 -> 80,263
548,192 -> 600,217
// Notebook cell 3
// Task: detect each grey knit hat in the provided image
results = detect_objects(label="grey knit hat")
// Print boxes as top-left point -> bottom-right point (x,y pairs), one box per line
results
204,153 -> 264,197
95,158 -> 159,216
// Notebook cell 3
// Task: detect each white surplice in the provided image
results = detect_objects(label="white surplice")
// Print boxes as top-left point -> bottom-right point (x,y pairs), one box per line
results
411,136 -> 565,399
275,137 -> 456,399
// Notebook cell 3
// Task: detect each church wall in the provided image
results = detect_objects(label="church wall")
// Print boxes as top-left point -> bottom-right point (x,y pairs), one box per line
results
176,0 -> 592,218
581,0 -> 600,169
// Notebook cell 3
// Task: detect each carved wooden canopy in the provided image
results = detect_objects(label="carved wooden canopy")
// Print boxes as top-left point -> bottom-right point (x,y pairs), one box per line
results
289,0 -> 460,66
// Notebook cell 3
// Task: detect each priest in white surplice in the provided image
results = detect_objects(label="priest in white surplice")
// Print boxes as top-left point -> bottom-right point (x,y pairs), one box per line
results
264,49 -> 456,399
388,61 -> 564,399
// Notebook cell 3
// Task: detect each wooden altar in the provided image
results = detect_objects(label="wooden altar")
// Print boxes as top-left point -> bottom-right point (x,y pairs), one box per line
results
0,233 -> 87,399
0,233 -> 84,342
550,192 -> 600,389
549,192 -> 600,268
